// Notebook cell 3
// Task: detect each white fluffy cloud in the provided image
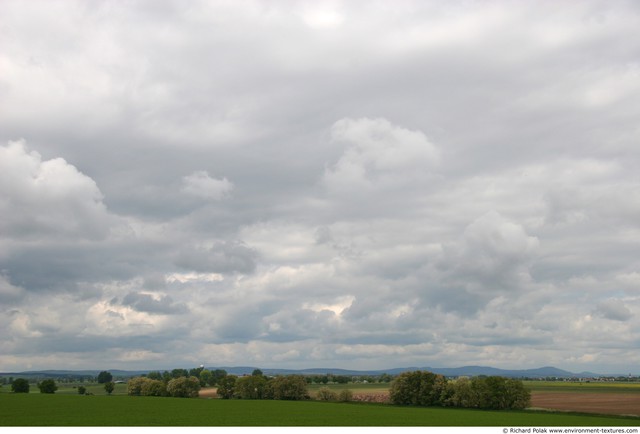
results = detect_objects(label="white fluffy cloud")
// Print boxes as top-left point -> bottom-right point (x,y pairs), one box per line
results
324,117 -> 440,195
0,140 -> 114,240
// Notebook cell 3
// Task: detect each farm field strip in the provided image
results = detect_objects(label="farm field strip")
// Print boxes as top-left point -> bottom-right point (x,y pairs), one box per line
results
531,392 -> 640,417
525,381 -> 640,393
1,393 -> 639,426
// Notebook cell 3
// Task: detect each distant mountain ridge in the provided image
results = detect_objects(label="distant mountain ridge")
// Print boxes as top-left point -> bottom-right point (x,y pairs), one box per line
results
251,365 -> 602,378
1,365 -> 605,378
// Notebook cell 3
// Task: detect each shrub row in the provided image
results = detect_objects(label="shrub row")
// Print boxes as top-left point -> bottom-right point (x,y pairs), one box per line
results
315,387 -> 354,402
217,374 -> 310,400
390,371 -> 531,410
127,376 -> 201,398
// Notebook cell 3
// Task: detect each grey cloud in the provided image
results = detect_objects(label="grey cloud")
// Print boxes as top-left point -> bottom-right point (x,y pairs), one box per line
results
181,171 -> 233,200
444,211 -> 539,291
0,275 -> 25,302
174,241 -> 257,274
2,0 -> 640,373
120,292 -> 188,315
594,299 -> 633,322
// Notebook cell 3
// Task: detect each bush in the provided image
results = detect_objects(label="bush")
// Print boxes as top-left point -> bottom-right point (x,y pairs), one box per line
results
475,376 -> 530,410
235,375 -> 269,399
390,371 -> 447,406
316,387 -> 337,401
37,379 -> 58,394
127,377 -> 148,396
141,379 -> 166,396
443,377 -> 473,407
11,378 -> 30,393
338,389 -> 353,402
443,376 -> 530,410
166,376 -> 201,398
216,375 -> 237,399
78,386 -> 87,395
271,375 -> 308,400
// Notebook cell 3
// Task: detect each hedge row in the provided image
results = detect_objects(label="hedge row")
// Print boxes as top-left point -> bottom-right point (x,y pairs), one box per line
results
390,371 -> 531,410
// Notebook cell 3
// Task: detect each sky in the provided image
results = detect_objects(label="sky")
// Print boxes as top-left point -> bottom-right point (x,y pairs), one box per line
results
1,0 -> 640,375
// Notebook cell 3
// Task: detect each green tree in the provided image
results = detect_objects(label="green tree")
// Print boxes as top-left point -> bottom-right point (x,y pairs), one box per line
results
211,369 -> 227,385
270,375 -> 308,400
390,370 -> 447,406
147,371 -> 163,381
11,378 -> 30,393
472,376 -> 530,410
78,385 -> 87,395
127,377 -> 148,396
216,375 -> 237,399
189,366 -> 204,379
199,369 -> 213,387
104,382 -> 115,395
162,371 -> 173,383
251,368 -> 264,377
97,371 -> 113,384
37,379 -> 58,394
166,376 -> 201,398
171,368 -> 189,379
443,376 -> 530,410
141,379 -> 166,396
379,373 -> 393,383
503,378 -> 531,410
235,375 -> 268,399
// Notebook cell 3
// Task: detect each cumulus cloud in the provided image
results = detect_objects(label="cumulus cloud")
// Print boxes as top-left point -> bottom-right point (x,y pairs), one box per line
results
456,210 -> 539,285
323,117 -> 440,194
181,171 -> 233,200
0,140 -> 114,240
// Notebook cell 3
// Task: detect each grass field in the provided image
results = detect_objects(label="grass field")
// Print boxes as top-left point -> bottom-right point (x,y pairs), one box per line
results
525,381 -> 640,393
1,393 -> 639,426
0,382 -> 128,396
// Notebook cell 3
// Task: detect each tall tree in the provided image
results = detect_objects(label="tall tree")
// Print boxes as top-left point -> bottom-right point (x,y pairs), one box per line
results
11,378 -> 30,393
104,382 -> 115,395
37,379 -> 58,394
97,371 -> 113,384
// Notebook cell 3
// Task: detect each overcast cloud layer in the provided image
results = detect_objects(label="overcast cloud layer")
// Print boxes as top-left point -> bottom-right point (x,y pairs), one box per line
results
2,0 -> 640,374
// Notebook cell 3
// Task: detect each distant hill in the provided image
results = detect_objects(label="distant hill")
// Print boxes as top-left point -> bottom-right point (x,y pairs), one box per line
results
250,365 -> 603,378
0,365 -> 605,378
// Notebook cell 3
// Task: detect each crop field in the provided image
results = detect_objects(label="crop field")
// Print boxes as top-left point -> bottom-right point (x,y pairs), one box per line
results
1,393 -> 639,426
526,381 -> 640,416
526,381 -> 640,393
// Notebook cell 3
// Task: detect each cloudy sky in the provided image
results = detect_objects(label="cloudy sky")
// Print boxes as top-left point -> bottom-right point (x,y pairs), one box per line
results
1,1 -> 640,374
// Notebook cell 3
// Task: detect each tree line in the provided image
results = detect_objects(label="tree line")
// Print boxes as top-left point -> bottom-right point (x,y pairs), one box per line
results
4,367 -> 531,410
390,371 -> 531,410
127,370 -> 311,400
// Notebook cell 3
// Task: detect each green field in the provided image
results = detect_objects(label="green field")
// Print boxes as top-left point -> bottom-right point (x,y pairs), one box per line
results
1,393 -> 639,426
524,381 -> 640,394
0,382 -> 128,396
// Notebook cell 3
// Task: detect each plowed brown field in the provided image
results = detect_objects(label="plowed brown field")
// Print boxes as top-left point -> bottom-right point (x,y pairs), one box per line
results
199,387 -> 218,398
531,392 -> 640,416
199,387 -> 640,417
